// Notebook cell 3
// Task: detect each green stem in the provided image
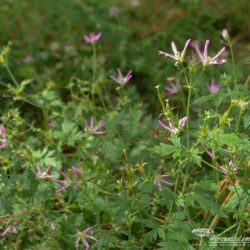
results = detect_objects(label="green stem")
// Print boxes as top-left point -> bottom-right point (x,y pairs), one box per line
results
166,161 -> 182,221
229,44 -> 236,89
184,70 -> 192,149
244,74 -> 250,88
180,85 -> 187,113
98,92 -> 107,114
4,63 -> 19,88
90,43 -> 97,105
200,158 -> 225,174
230,221 -> 242,250
92,43 -> 97,82
218,223 -> 237,236
234,111 -> 242,133
181,171 -> 188,196
186,86 -> 192,148
156,85 -> 166,112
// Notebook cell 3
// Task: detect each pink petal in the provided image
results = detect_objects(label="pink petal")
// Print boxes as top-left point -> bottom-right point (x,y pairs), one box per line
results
158,51 -> 177,60
83,227 -> 93,233
53,180 -> 65,183
45,166 -> 51,174
171,42 -> 178,56
109,75 -> 119,83
210,47 -> 226,62
195,44 -> 204,63
90,116 -> 94,131
117,68 -> 123,79
125,70 -> 132,81
160,173 -> 171,177
84,240 -> 90,250
59,170 -> 70,180
1,227 -> 10,236
161,180 -> 174,186
86,235 -> 98,241
83,119 -> 90,131
182,39 -> 191,55
178,116 -> 188,127
203,40 -> 210,61
75,237 -> 81,248
158,120 -> 169,130
12,227 -> 17,234
206,150 -> 215,158
55,185 -> 68,192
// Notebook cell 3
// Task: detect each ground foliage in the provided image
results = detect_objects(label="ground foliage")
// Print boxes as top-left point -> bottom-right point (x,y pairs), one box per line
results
0,0 -> 249,249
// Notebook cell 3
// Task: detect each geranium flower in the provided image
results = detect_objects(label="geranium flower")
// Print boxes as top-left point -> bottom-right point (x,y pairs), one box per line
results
70,166 -> 81,176
158,39 -> 191,63
208,81 -> 220,94
195,40 -> 226,65
53,170 -> 80,193
154,173 -> 174,192
109,68 -> 132,86
165,78 -> 180,95
75,227 -> 97,249
0,124 -> 7,149
1,226 -> 17,236
83,116 -> 106,135
1,220 -> 18,236
32,164 -> 53,180
158,116 -> 187,133
84,32 -> 102,44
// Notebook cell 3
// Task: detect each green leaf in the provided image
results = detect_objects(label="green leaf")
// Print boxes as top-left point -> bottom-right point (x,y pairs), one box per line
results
150,143 -> 176,156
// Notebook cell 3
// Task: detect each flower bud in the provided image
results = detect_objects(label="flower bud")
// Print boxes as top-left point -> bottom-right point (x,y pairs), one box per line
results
221,29 -> 230,42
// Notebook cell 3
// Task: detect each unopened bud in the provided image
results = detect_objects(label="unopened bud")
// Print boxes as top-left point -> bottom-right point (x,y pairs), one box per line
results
221,29 -> 230,42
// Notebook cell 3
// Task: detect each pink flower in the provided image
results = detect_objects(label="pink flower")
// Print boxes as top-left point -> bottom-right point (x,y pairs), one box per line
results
53,170 -> 80,193
110,68 -> 132,86
154,173 -> 174,192
84,32 -> 102,44
206,149 -> 215,159
1,226 -> 17,236
70,166 -> 81,176
22,53 -> 33,64
165,78 -> 180,95
215,161 -> 239,175
1,220 -> 18,237
158,39 -> 191,63
195,40 -> 226,65
0,124 -> 7,149
75,227 -> 97,249
32,164 -> 53,180
208,81 -> 220,94
158,116 -> 187,133
84,116 -> 106,135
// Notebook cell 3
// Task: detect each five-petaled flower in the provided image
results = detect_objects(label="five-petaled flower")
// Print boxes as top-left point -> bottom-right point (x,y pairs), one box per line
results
75,227 -> 97,250
154,173 -> 174,192
158,116 -> 187,133
53,170 -> 80,193
84,32 -> 102,44
195,40 -> 226,65
32,164 -> 54,180
165,78 -> 181,95
84,116 -> 106,135
0,124 -> 7,149
110,68 -> 132,86
158,39 -> 191,64
208,81 -> 220,94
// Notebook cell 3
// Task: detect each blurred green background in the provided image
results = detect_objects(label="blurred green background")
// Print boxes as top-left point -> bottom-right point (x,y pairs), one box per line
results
0,0 -> 249,106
